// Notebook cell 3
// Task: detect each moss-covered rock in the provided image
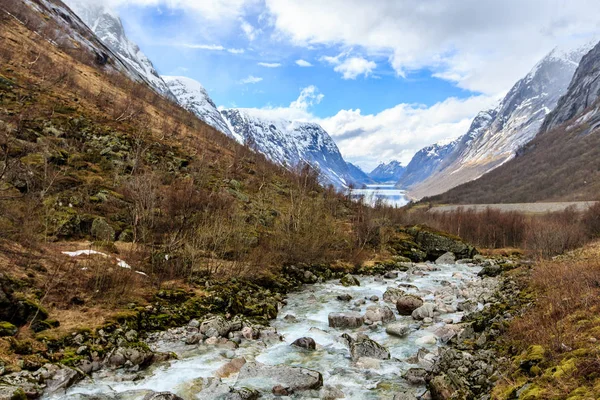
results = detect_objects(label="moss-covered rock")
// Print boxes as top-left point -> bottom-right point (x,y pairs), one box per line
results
0,321 -> 17,337
91,218 -> 116,241
405,225 -> 478,260
340,273 -> 360,287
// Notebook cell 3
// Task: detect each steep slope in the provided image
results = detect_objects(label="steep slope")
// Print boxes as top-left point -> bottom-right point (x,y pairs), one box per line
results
428,40 -> 600,204
162,76 -> 233,137
396,139 -> 460,188
221,109 -> 354,188
346,163 -> 375,186
64,0 -> 174,99
406,42 -> 594,200
369,161 -> 405,183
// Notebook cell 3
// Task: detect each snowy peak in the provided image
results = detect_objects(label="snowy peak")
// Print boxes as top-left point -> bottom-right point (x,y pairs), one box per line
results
369,161 -> 405,183
220,109 -> 353,188
64,0 -> 173,98
346,163 -> 374,186
396,140 -> 458,189
162,76 -> 233,137
402,40 -> 593,199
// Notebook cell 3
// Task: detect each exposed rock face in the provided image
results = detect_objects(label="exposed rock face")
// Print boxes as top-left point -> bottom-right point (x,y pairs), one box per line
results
237,362 -> 323,392
542,40 -> 600,133
328,312 -> 364,328
403,368 -> 427,385
200,316 -> 231,338
349,335 -> 390,361
396,295 -> 424,315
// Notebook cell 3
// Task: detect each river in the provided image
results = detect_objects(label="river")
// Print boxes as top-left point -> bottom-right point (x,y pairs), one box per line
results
350,185 -> 410,208
56,261 -> 489,399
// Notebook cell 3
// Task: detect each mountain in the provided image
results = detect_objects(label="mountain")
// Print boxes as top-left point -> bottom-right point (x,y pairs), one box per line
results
220,109 -> 354,188
396,139 -> 460,189
64,0 -> 174,99
402,42 -> 594,199
428,40 -> 600,204
162,76 -> 233,137
369,161 -> 406,183
346,163 -> 374,186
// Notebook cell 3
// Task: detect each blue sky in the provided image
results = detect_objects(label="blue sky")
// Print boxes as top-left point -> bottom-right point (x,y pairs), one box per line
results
101,0 -> 600,171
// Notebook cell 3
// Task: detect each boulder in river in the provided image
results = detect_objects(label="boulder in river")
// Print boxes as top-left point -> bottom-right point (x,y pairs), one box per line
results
336,294 -> 352,302
143,393 -> 184,400
215,357 -> 247,378
384,271 -> 398,279
435,252 -> 456,265
385,322 -> 410,337
200,316 -> 231,338
411,303 -> 436,320
364,305 -> 396,323
340,274 -> 360,287
291,337 -> 316,350
349,334 -> 390,361
396,295 -> 424,315
237,362 -> 323,392
328,312 -> 364,328
383,287 -> 406,303
403,368 -> 427,385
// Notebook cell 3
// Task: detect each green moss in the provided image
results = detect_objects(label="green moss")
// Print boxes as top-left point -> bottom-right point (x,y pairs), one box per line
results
551,358 -> 577,379
0,321 -> 17,337
10,388 -> 27,400
520,385 -> 545,400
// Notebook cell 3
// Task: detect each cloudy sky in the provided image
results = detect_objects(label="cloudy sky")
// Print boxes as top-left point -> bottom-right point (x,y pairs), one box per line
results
98,0 -> 598,171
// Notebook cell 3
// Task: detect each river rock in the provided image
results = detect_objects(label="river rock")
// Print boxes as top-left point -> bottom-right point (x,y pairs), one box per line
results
215,357 -> 246,378
396,295 -> 424,315
349,335 -> 390,361
435,252 -> 456,265
328,312 -> 364,328
200,316 -> 231,338
383,287 -> 406,303
241,326 -> 256,340
364,305 -> 396,323
457,300 -> 477,313
292,337 -> 316,350
355,357 -> 381,369
385,322 -> 410,337
393,391 -> 418,400
107,347 -> 154,369
369,295 -> 379,302
384,271 -> 398,279
478,260 -> 501,277
403,368 -> 427,385
44,366 -> 80,394
237,362 -> 323,392
143,392 -> 184,400
415,334 -> 437,345
411,303 -> 436,320
337,294 -> 352,302
340,274 -> 360,287
319,385 -> 345,399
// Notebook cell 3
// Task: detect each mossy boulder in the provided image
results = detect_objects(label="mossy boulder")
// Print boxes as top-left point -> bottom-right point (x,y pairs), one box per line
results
91,217 -> 115,241
340,274 -> 360,287
0,321 -> 17,337
519,345 -> 546,373
405,225 -> 477,260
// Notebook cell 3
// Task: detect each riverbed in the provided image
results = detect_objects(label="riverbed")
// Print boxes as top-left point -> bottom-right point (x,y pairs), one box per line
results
54,261 -> 493,399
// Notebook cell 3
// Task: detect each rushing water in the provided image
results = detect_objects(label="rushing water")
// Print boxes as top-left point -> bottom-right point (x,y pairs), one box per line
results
350,185 -> 410,208
57,262 -> 483,399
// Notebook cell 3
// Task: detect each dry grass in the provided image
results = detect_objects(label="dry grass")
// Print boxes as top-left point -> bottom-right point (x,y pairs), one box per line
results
493,241 -> 600,398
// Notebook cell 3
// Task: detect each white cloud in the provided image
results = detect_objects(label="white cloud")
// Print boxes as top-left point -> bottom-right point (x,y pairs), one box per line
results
227,48 -> 245,54
263,0 -> 600,94
239,75 -> 263,84
100,0 -> 256,21
181,43 -> 225,51
290,85 -> 324,110
295,59 -> 313,67
233,86 -> 323,121
240,19 -> 259,41
258,62 -> 282,68
321,52 -> 376,79
334,57 -> 376,79
320,95 -> 501,170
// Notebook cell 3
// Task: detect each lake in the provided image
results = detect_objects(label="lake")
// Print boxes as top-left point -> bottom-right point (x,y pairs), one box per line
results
349,184 -> 410,207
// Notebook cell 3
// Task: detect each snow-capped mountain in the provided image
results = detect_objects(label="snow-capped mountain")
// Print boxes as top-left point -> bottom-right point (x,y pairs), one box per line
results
396,139 -> 460,189
64,0 -> 174,99
220,109 -> 354,188
369,161 -> 406,183
346,163 -> 374,186
402,41 -> 594,200
162,76 -> 233,137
